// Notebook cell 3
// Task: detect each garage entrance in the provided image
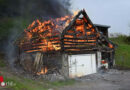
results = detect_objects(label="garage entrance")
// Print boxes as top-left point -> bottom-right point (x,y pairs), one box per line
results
68,54 -> 97,78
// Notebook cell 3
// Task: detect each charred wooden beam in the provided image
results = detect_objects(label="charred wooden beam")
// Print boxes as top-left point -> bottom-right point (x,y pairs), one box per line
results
41,30 -> 49,35
64,48 -> 96,52
64,43 -> 96,46
65,33 -> 76,36
87,34 -> 97,38
63,41 -> 96,43
84,22 -> 88,39
64,49 -> 96,53
51,43 -> 61,45
49,39 -> 60,41
63,37 -> 96,40
63,46 -> 96,50
24,48 -> 42,51
46,35 -> 60,39
21,44 -> 45,48
26,21 -> 39,32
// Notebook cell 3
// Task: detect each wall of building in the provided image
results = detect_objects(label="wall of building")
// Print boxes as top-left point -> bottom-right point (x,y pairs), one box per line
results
61,53 -> 101,78
61,54 -> 69,78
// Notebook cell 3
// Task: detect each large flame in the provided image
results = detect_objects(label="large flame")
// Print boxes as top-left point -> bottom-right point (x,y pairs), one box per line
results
19,11 -> 99,53
20,15 -> 73,53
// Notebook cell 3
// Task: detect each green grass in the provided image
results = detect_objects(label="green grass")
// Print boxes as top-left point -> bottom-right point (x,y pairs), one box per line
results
4,77 -> 47,90
110,35 -> 130,68
1,74 -> 75,90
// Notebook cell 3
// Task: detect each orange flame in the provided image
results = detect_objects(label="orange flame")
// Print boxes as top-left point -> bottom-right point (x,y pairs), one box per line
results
21,15 -> 72,53
73,10 -> 79,17
37,67 -> 48,75
20,10 -> 101,53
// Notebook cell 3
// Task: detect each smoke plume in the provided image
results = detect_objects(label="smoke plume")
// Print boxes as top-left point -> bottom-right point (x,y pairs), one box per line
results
3,0 -> 71,68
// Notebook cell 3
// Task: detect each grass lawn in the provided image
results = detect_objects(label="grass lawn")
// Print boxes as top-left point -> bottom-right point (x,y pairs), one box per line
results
0,72 -> 75,90
110,35 -> 130,68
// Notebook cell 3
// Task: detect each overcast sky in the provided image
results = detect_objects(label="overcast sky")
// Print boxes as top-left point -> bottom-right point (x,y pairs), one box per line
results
71,0 -> 130,35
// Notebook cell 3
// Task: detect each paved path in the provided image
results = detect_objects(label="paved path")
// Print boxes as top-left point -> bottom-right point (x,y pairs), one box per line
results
60,69 -> 130,90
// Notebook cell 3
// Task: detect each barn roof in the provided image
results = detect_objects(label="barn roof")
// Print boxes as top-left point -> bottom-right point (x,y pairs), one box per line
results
15,9 -> 116,53
94,24 -> 111,28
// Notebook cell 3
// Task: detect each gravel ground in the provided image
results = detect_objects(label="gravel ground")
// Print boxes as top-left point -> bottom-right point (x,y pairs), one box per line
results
60,69 -> 130,90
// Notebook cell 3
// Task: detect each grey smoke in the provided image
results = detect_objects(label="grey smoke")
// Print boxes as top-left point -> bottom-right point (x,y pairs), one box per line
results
5,19 -> 25,68
18,0 -> 71,19
5,0 -> 71,68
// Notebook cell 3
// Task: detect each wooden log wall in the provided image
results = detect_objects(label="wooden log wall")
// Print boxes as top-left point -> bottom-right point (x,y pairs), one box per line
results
61,17 -> 98,52
18,10 -> 115,53
20,20 -> 61,53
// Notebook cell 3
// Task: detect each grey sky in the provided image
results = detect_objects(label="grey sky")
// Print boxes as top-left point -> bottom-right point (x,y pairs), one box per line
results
71,0 -> 130,35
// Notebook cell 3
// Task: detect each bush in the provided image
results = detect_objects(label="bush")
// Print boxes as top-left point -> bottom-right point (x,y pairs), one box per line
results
125,36 -> 130,44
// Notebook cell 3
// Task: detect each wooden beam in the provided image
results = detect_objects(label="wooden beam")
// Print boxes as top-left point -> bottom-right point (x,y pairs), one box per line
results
63,46 -> 96,49
63,37 -> 96,40
46,35 -> 60,39
41,30 -> 49,35
63,41 -> 96,43
24,48 -> 42,51
64,44 -> 96,46
21,44 -> 45,48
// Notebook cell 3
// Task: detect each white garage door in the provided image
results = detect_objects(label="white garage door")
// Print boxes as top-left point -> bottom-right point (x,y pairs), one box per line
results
68,54 -> 96,78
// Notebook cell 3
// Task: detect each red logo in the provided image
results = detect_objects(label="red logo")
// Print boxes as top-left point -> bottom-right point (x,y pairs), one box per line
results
0,76 -> 6,87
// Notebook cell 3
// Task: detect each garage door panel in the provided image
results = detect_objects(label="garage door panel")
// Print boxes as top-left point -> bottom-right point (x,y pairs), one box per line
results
68,54 -> 96,78
76,56 -> 91,66
91,54 -> 97,73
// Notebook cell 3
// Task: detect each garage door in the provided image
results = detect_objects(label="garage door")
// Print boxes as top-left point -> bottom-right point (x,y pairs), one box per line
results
68,54 -> 96,78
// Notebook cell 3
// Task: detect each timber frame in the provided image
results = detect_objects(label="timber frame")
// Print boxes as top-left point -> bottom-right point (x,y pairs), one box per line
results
15,9 -> 116,54
61,9 -> 116,53
14,9 -> 117,73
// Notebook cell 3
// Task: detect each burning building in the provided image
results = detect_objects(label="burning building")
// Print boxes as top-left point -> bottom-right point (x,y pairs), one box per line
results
15,10 -> 116,78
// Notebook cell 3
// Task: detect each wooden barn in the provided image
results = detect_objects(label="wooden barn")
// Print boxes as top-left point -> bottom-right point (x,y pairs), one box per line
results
16,10 -> 116,78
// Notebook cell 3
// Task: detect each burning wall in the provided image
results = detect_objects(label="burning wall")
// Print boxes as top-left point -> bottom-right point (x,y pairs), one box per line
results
17,10 -> 114,53
18,15 -> 72,53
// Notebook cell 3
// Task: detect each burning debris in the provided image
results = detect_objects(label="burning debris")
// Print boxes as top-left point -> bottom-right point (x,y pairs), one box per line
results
15,10 -> 116,78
